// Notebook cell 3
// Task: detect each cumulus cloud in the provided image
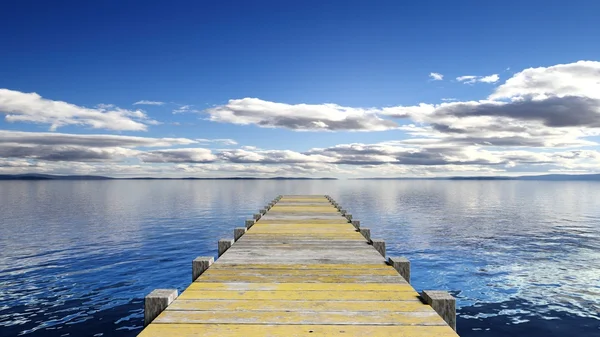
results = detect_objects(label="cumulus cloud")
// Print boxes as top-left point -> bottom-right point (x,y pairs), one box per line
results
205,98 -> 398,131
133,100 -> 165,106
173,105 -> 200,114
429,72 -> 444,80
0,130 -> 196,148
0,89 -> 158,131
196,138 -> 238,146
139,148 -> 217,163
457,74 -> 499,84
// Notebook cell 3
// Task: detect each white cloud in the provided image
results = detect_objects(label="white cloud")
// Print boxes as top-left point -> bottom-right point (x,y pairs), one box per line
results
456,74 -> 499,84
490,60 -> 600,101
133,100 -> 164,106
139,148 -> 217,163
205,98 -> 398,131
0,130 -> 196,148
429,72 -> 444,81
173,105 -> 200,114
196,138 -> 238,146
0,89 -> 157,131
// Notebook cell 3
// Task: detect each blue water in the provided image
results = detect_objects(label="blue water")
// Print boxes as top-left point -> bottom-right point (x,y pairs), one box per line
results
0,180 -> 599,336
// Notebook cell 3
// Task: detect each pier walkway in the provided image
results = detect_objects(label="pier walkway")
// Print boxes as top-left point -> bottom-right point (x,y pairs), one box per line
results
138,195 -> 459,336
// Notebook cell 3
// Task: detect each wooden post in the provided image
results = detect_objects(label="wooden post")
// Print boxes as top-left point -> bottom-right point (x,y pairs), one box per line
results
421,290 -> 456,331
245,219 -> 255,228
360,228 -> 371,242
253,213 -> 261,220
352,220 -> 360,229
218,238 -> 234,257
372,239 -> 386,257
192,256 -> 214,281
388,256 -> 410,283
260,208 -> 267,215
340,209 -> 347,215
144,289 -> 178,326
234,227 -> 246,241
345,213 -> 352,221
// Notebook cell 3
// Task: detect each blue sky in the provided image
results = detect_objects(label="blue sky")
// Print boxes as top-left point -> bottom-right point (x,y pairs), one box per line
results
1,1 -> 600,177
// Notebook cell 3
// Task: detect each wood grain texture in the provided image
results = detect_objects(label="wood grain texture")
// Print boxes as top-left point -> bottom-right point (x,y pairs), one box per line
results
138,195 -> 458,337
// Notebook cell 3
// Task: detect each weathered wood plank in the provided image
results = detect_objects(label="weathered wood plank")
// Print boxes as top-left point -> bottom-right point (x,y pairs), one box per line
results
138,324 -> 460,337
154,310 -> 447,325
177,290 -> 421,301
185,283 -> 411,291
167,299 -> 431,312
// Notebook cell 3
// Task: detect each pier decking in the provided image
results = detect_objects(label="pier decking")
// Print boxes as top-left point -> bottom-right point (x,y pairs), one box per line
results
138,195 -> 458,336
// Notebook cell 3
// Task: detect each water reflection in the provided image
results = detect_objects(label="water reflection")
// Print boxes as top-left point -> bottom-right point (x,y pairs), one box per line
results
0,180 -> 599,336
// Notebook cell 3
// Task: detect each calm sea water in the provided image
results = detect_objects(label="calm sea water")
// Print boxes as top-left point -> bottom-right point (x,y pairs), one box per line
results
0,180 -> 599,336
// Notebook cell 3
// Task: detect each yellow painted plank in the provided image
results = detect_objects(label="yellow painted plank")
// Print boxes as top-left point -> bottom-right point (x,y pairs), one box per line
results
209,263 -> 391,270
177,290 -> 421,301
257,219 -> 349,224
200,268 -> 399,277
139,324 -> 458,337
153,310 -> 446,325
243,233 -> 363,237
167,299 -> 431,312
186,283 -> 412,291
268,209 -> 339,213
252,223 -> 352,229
247,229 -> 357,234
195,275 -> 402,283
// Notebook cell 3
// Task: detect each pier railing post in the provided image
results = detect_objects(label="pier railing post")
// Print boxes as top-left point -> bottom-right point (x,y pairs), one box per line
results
360,228 -> 371,242
192,256 -> 214,281
372,239 -> 386,257
421,290 -> 456,331
245,219 -> 255,229
352,220 -> 360,229
218,238 -> 234,257
144,289 -> 178,326
234,227 -> 246,241
388,256 -> 410,283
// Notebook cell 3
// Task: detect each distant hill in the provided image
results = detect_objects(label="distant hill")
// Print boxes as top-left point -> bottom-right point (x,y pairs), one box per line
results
0,174 -> 337,180
355,174 -> 600,181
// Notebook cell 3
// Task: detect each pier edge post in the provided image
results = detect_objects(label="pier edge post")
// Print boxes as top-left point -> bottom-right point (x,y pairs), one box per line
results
253,213 -> 261,220
144,289 -> 178,326
234,227 -> 247,241
372,239 -> 386,257
192,256 -> 214,281
360,228 -> 371,242
218,238 -> 234,257
345,213 -> 352,221
245,219 -> 255,228
352,220 -> 360,229
421,290 -> 456,331
388,256 -> 410,283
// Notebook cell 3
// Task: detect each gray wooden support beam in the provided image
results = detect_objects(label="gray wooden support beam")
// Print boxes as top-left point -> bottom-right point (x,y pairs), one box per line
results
359,228 -> 371,242
144,289 -> 178,326
245,219 -> 255,229
372,239 -> 386,257
192,256 -> 214,281
218,238 -> 234,257
388,256 -> 410,283
421,290 -> 456,331
352,220 -> 360,229
234,227 -> 247,241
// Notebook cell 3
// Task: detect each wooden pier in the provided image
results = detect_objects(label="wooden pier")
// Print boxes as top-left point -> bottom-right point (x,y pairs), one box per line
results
138,195 -> 459,336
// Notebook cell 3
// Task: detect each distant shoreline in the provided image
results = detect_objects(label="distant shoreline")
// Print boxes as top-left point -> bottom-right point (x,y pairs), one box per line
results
1,173 -> 600,181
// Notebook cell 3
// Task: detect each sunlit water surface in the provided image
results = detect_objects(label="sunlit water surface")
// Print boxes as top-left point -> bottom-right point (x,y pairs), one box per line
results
0,180 -> 599,336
